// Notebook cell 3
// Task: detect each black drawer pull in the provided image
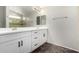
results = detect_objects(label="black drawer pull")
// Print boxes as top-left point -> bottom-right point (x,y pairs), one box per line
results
34,32 -> 38,33
34,37 -> 38,39
34,44 -> 38,46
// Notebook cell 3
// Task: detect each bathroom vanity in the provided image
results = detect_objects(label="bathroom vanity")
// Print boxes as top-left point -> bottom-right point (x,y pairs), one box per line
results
0,6 -> 47,53
0,27 -> 48,53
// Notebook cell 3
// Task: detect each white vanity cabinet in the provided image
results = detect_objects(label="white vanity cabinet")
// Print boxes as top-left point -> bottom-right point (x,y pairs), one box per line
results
0,31 -> 31,53
31,29 -> 47,51
0,27 -> 48,53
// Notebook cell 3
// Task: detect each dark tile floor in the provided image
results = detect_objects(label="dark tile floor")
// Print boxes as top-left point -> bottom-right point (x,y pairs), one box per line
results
32,42 -> 78,53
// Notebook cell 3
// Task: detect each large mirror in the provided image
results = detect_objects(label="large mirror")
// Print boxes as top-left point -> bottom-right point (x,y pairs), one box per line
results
0,6 -> 47,28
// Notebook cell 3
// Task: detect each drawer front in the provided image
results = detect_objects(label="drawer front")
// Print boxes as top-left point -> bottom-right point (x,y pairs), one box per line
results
31,41 -> 40,51
32,36 -> 40,42
0,32 -> 31,43
32,30 -> 40,42
32,30 -> 39,36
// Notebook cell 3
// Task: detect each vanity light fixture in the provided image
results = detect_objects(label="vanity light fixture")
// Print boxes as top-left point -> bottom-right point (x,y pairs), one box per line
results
32,6 -> 46,15
32,6 -> 43,12
9,15 -> 21,19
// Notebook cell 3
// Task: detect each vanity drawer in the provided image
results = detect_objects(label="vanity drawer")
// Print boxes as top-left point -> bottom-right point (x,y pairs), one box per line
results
32,30 -> 40,42
0,32 -> 31,43
32,35 -> 40,41
32,30 -> 39,36
32,41 -> 40,51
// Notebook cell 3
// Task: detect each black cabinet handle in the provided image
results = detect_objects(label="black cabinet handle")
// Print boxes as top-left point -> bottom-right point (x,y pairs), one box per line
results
43,33 -> 45,37
21,40 -> 23,46
18,41 -> 20,47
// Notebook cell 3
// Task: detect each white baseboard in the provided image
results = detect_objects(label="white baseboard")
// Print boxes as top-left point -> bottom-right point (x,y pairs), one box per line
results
47,41 -> 79,52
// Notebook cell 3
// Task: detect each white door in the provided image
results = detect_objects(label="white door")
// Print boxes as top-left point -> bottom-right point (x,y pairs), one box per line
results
0,40 -> 20,53
52,17 -> 70,43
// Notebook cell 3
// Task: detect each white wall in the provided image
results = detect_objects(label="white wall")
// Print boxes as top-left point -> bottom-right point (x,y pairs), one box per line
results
47,6 -> 79,51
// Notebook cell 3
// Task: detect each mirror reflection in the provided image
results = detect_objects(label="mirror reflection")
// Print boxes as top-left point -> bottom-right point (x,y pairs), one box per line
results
0,6 -> 47,28
36,15 -> 46,25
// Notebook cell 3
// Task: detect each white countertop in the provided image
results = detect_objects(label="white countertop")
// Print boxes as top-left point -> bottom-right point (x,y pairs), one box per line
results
0,27 -> 48,35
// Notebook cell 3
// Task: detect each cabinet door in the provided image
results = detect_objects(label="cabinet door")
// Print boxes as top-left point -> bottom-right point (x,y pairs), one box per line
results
40,29 -> 47,45
19,32 -> 31,53
0,40 -> 20,53
20,37 -> 31,53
